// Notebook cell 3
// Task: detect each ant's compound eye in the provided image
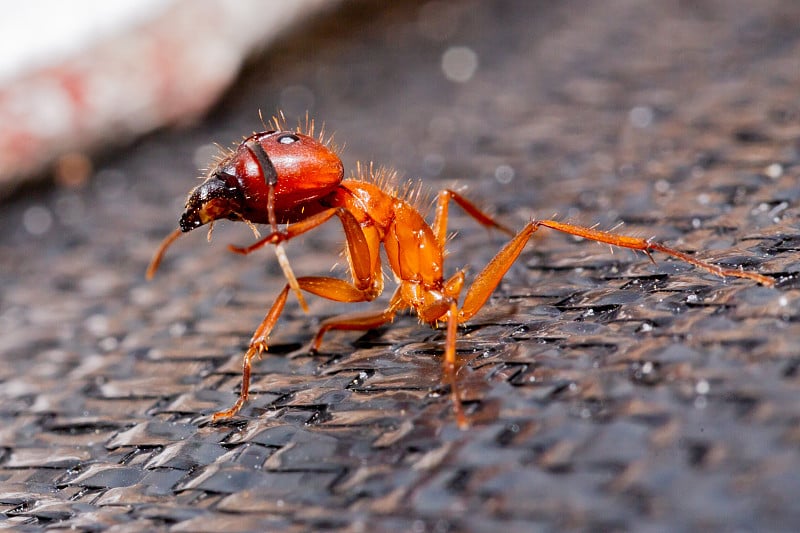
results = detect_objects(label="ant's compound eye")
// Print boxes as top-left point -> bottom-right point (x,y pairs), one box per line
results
277,133 -> 299,145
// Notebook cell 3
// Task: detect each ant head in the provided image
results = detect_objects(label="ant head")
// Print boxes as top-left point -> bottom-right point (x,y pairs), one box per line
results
179,129 -> 343,231
206,130 -> 343,225
179,171 -> 244,232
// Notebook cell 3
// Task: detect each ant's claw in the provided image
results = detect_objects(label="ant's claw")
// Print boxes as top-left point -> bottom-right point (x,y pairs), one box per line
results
210,409 -> 241,423
192,413 -> 216,426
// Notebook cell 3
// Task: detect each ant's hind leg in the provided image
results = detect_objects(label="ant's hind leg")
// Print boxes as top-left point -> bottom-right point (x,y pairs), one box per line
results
458,223 -> 539,323
533,220 -> 775,286
456,216 -> 775,328
442,300 -> 469,429
432,189 -> 514,248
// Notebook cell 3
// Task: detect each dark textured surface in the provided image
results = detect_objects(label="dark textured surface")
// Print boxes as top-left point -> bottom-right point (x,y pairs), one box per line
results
2,0 -> 800,530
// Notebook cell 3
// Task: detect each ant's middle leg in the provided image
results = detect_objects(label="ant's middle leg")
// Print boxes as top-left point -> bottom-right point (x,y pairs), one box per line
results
309,288 -> 404,351
248,276 -> 386,355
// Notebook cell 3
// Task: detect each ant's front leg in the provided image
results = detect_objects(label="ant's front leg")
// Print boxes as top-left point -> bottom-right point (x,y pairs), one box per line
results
212,284 -> 291,421
229,207 -> 370,313
228,208 -> 344,255
213,208 -> 380,420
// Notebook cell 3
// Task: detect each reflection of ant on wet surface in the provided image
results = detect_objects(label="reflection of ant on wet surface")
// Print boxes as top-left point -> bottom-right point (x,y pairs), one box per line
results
148,115 -> 774,428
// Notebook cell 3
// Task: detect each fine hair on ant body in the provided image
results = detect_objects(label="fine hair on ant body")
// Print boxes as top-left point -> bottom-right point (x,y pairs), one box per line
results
147,114 -> 775,428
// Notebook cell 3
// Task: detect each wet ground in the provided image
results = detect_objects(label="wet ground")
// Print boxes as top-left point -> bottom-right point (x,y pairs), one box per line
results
2,0 -> 800,530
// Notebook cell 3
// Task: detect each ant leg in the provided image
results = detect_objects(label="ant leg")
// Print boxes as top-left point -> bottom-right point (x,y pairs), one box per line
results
310,288 -> 404,351
415,295 -> 468,427
432,189 -> 514,248
459,223 -> 539,322
228,208 -> 343,255
231,207 -> 375,313
214,209 -> 384,420
228,208 -> 344,312
442,300 -> 468,429
457,218 -> 774,325
212,284 -> 291,420
213,274 -> 385,421
274,242 -> 309,313
533,220 -> 775,286
231,208 -> 374,290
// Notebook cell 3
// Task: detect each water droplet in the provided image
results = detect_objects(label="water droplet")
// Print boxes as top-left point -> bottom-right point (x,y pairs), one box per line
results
764,163 -> 783,179
23,205 -> 53,235
441,46 -> 478,82
629,106 -> 654,128
654,179 -> 670,194
494,164 -> 515,184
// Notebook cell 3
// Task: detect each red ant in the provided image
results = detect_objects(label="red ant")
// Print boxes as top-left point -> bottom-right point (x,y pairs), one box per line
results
147,116 -> 774,428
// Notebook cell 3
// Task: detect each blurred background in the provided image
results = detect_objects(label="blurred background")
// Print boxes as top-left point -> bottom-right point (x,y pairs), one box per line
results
0,0 -> 337,197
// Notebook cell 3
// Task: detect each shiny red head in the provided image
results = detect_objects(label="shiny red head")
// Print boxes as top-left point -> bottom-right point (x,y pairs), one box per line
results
179,130 -> 343,232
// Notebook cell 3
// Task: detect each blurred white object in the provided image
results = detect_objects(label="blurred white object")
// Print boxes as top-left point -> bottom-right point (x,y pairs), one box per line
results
0,0 -> 335,196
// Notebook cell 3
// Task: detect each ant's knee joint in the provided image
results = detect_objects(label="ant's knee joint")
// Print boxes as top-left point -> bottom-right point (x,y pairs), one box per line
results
248,342 -> 269,356
270,231 -> 289,244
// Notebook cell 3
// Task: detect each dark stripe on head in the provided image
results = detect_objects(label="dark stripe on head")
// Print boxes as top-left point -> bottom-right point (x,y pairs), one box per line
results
245,140 -> 278,186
